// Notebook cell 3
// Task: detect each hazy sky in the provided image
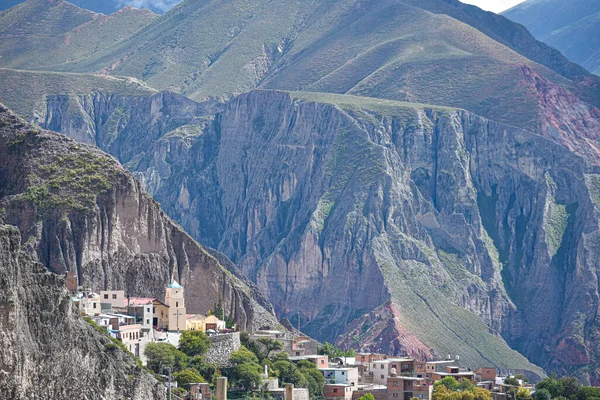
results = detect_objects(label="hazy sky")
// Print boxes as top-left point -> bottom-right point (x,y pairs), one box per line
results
461,0 -> 527,13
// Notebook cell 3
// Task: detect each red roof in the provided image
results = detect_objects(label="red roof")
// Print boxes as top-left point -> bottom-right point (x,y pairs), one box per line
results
124,297 -> 156,306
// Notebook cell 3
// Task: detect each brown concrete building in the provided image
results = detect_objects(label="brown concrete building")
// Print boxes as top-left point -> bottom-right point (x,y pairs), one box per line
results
387,376 -> 432,400
431,366 -> 475,382
474,368 -> 497,382
324,384 -> 354,400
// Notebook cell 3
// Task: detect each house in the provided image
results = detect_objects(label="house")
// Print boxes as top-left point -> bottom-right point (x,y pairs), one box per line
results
100,290 -> 125,309
370,358 -> 415,385
356,353 -> 387,365
118,324 -> 143,355
289,355 -> 329,368
186,314 -> 225,333
418,360 -> 457,379
282,336 -> 319,357
431,366 -> 475,382
474,368 -> 497,382
387,376 -> 432,400
79,292 -> 101,316
65,271 -> 78,293
250,330 -> 287,340
319,367 -> 359,387
125,297 -> 155,331
324,384 -> 354,400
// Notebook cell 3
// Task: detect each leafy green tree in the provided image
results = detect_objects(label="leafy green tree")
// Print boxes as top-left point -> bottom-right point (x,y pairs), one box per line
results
435,376 -> 461,391
233,363 -> 263,391
533,389 -> 552,400
257,338 -> 283,360
505,377 -> 521,386
230,346 -> 260,365
144,342 -> 188,374
179,330 -> 212,357
577,386 -> 600,400
188,356 -> 218,383
173,369 -> 205,386
560,377 -> 582,400
537,376 -> 565,398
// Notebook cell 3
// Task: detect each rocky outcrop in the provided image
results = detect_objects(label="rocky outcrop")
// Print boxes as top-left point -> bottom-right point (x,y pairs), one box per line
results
0,103 -> 279,332
0,222 -> 164,399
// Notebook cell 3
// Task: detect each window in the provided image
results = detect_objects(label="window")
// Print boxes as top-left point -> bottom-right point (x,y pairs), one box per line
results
104,294 -> 109,299
112,294 -> 117,299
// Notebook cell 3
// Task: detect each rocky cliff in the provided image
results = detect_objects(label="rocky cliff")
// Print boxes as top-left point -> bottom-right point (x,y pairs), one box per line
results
0,222 -> 164,399
0,103 -> 279,332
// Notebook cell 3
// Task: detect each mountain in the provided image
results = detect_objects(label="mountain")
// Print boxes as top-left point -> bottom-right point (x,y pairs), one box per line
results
11,0 -> 596,161
0,101 -> 280,332
504,0 -> 600,76
0,0 -> 157,71
21,82 -> 600,380
0,0 -> 182,14
0,106 -> 164,399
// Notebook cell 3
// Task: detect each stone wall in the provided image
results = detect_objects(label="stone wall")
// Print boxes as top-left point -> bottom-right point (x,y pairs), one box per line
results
205,332 -> 241,367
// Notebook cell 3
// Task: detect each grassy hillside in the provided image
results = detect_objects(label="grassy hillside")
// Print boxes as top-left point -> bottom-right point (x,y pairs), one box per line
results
0,68 -> 157,118
504,0 -> 600,75
37,0 -> 593,135
0,0 -> 157,70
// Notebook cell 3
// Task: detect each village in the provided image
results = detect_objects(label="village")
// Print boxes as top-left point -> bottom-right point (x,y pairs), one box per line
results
67,273 -> 540,400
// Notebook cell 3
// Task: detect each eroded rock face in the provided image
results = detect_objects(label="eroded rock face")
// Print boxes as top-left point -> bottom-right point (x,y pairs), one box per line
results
0,223 -> 164,399
0,104 -> 279,332
37,89 -> 600,380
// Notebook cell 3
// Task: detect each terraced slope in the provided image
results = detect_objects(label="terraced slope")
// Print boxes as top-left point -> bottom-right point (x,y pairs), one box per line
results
504,0 -> 600,76
0,0 -> 157,71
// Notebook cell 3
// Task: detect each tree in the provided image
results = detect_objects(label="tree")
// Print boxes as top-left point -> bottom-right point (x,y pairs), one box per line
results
359,394 -> 375,400
144,342 -> 188,374
560,377 -> 582,400
230,346 -> 260,365
179,330 -> 211,357
188,356 -> 218,383
257,338 -> 283,360
173,369 -> 205,387
537,376 -> 565,399
233,363 -> 263,391
435,376 -> 461,391
505,377 -> 521,387
533,389 -> 552,400
577,386 -> 600,400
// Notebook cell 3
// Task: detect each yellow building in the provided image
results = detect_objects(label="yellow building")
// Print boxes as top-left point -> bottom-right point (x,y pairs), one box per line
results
185,314 -> 225,332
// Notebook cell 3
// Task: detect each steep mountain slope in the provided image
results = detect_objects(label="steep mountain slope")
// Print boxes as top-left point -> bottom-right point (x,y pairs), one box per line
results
30,87 -> 600,381
0,68 -> 157,121
0,103 -> 280,332
504,0 -> 600,76
0,226 -> 164,399
0,0 -> 157,71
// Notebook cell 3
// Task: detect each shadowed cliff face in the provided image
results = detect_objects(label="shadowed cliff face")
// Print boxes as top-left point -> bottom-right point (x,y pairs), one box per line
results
0,223 -> 164,399
36,89 -> 600,381
0,104 -> 279,332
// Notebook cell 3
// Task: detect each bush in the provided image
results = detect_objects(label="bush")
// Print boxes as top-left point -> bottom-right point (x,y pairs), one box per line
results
179,330 -> 211,357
